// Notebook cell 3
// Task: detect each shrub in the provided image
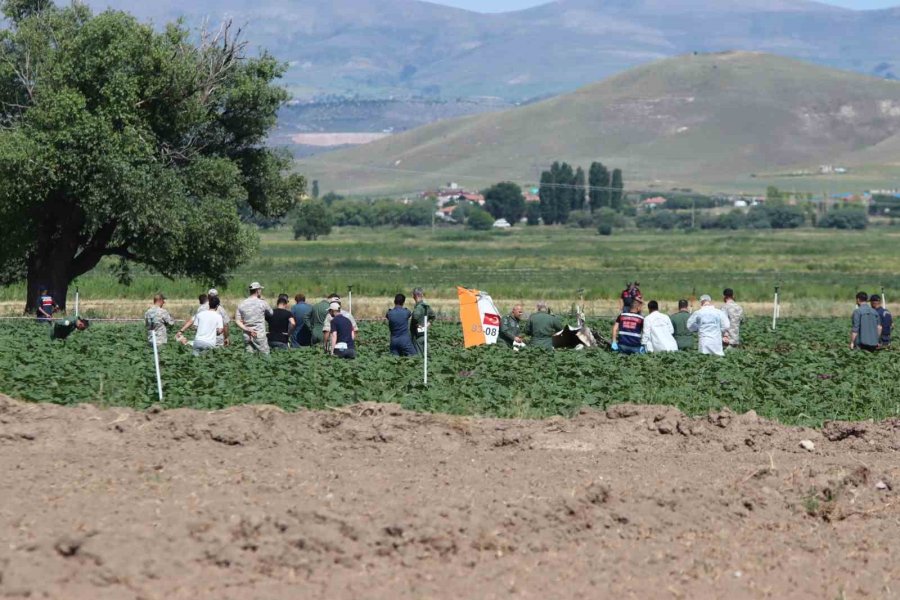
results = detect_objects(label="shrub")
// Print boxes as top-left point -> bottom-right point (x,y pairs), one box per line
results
819,209 -> 867,230
467,208 -> 495,231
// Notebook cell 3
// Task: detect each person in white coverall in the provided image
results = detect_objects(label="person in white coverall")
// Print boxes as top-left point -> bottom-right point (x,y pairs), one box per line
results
687,294 -> 731,356
641,300 -> 678,353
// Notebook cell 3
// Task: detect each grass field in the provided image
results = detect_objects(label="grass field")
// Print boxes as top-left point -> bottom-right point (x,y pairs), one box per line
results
1,227 -> 896,318
0,318 -> 896,427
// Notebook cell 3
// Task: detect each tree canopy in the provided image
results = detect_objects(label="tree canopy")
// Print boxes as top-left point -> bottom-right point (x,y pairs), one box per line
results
482,181 -> 524,225
0,0 -> 304,310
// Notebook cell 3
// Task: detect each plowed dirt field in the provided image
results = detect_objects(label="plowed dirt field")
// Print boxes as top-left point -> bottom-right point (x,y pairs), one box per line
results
1,395 -> 898,599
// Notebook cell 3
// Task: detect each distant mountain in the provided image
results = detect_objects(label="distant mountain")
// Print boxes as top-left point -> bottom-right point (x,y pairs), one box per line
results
296,53 -> 900,194
87,0 -> 900,101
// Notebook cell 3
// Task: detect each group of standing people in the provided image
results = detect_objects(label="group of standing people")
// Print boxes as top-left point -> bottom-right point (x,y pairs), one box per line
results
143,283 -> 436,360
610,286 -> 744,356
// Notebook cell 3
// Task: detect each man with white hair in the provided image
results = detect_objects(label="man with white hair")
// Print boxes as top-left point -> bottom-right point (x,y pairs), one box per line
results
524,301 -> 563,350
687,294 -> 731,356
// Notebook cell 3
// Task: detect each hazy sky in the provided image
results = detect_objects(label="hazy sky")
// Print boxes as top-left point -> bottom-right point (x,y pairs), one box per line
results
432,0 -> 898,12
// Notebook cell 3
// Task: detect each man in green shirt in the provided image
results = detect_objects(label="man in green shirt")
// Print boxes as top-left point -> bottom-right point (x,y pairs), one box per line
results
51,317 -> 89,341
669,299 -> 694,351
306,293 -> 335,349
499,303 -> 524,348
524,301 -> 563,350
410,287 -> 436,355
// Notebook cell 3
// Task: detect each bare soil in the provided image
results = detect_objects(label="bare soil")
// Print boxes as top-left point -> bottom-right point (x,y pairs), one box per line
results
1,396 -> 898,599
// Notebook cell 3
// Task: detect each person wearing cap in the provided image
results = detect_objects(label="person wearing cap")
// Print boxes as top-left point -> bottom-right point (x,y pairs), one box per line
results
36,287 -> 56,323
266,294 -> 295,351
328,301 -> 356,359
524,301 -> 563,350
290,293 -> 313,347
196,289 -> 231,347
386,293 -> 417,356
176,295 -> 225,356
144,293 -> 175,346
669,299 -> 694,351
641,300 -> 677,353
410,287 -> 436,355
870,294 -> 892,347
687,294 -> 730,356
235,282 -> 273,354
323,299 -> 358,350
306,293 -> 335,349
611,297 -> 644,354
721,288 -> 744,348
851,291 -> 882,351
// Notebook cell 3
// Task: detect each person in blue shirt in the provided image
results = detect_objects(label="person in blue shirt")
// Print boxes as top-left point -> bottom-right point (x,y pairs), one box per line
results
870,294 -> 892,347
290,293 -> 313,347
386,293 -> 417,356
36,288 -> 56,323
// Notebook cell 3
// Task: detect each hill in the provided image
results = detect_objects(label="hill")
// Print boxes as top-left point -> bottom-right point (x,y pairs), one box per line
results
297,53 -> 900,195
86,0 -> 900,101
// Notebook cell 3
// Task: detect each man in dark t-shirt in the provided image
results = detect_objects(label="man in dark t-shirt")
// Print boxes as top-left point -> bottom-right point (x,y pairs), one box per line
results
52,317 -> 89,340
612,298 -> 645,354
329,302 -> 356,359
290,294 -> 313,347
265,294 -> 295,350
871,294 -> 893,347
386,293 -> 416,356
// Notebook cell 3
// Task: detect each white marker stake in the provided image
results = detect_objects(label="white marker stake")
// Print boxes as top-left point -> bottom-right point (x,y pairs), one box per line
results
771,287 -> 780,331
151,331 -> 164,402
423,315 -> 429,386
882,286 -> 887,311
348,288 -> 353,315
74,287 -> 80,317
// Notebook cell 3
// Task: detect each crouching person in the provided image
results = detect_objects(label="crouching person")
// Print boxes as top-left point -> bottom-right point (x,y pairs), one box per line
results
177,296 -> 224,356
328,301 -> 356,359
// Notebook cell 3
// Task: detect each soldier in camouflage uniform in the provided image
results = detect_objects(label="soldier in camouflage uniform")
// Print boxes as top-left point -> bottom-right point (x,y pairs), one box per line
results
499,303 -> 525,348
721,288 -> 744,348
144,293 -> 175,346
235,282 -> 273,354
410,287 -> 436,355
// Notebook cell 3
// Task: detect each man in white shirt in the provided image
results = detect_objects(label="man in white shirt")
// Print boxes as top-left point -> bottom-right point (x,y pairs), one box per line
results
177,296 -> 225,356
687,294 -> 731,356
641,300 -> 678,353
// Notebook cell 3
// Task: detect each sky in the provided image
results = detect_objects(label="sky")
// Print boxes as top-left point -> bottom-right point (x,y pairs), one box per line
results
432,0 -> 898,12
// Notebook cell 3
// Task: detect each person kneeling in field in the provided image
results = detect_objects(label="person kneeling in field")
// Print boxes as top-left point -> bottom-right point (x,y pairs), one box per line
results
51,317 -> 89,341
328,302 -> 356,359
641,300 -> 678,353
177,296 -> 224,356
687,294 -> 730,356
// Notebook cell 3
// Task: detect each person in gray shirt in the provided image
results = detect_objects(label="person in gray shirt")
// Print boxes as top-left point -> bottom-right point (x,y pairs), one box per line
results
851,291 -> 882,351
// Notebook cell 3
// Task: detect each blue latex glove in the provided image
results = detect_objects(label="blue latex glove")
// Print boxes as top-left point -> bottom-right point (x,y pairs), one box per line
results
611,341 -> 619,351
638,346 -> 647,354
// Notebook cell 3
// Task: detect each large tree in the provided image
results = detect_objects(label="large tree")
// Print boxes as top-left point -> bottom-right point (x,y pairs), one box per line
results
483,181 -> 524,225
0,1 -> 304,311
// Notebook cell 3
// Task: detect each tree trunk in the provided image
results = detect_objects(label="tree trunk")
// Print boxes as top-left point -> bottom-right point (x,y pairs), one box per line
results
25,256 -> 71,315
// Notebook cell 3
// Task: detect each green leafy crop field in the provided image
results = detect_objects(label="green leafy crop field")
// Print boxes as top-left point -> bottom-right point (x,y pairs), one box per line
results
1,227 -> 898,311
1,318 -> 896,427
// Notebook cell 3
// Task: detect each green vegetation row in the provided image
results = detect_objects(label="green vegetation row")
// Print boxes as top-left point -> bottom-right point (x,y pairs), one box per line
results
1,318 -> 897,427
1,227 -> 897,306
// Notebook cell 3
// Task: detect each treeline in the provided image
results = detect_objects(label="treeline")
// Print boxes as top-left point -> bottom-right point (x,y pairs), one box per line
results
638,203 -> 868,231
538,161 -> 624,225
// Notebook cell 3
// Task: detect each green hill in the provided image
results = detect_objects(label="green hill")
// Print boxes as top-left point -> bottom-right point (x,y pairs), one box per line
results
298,53 -> 900,195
